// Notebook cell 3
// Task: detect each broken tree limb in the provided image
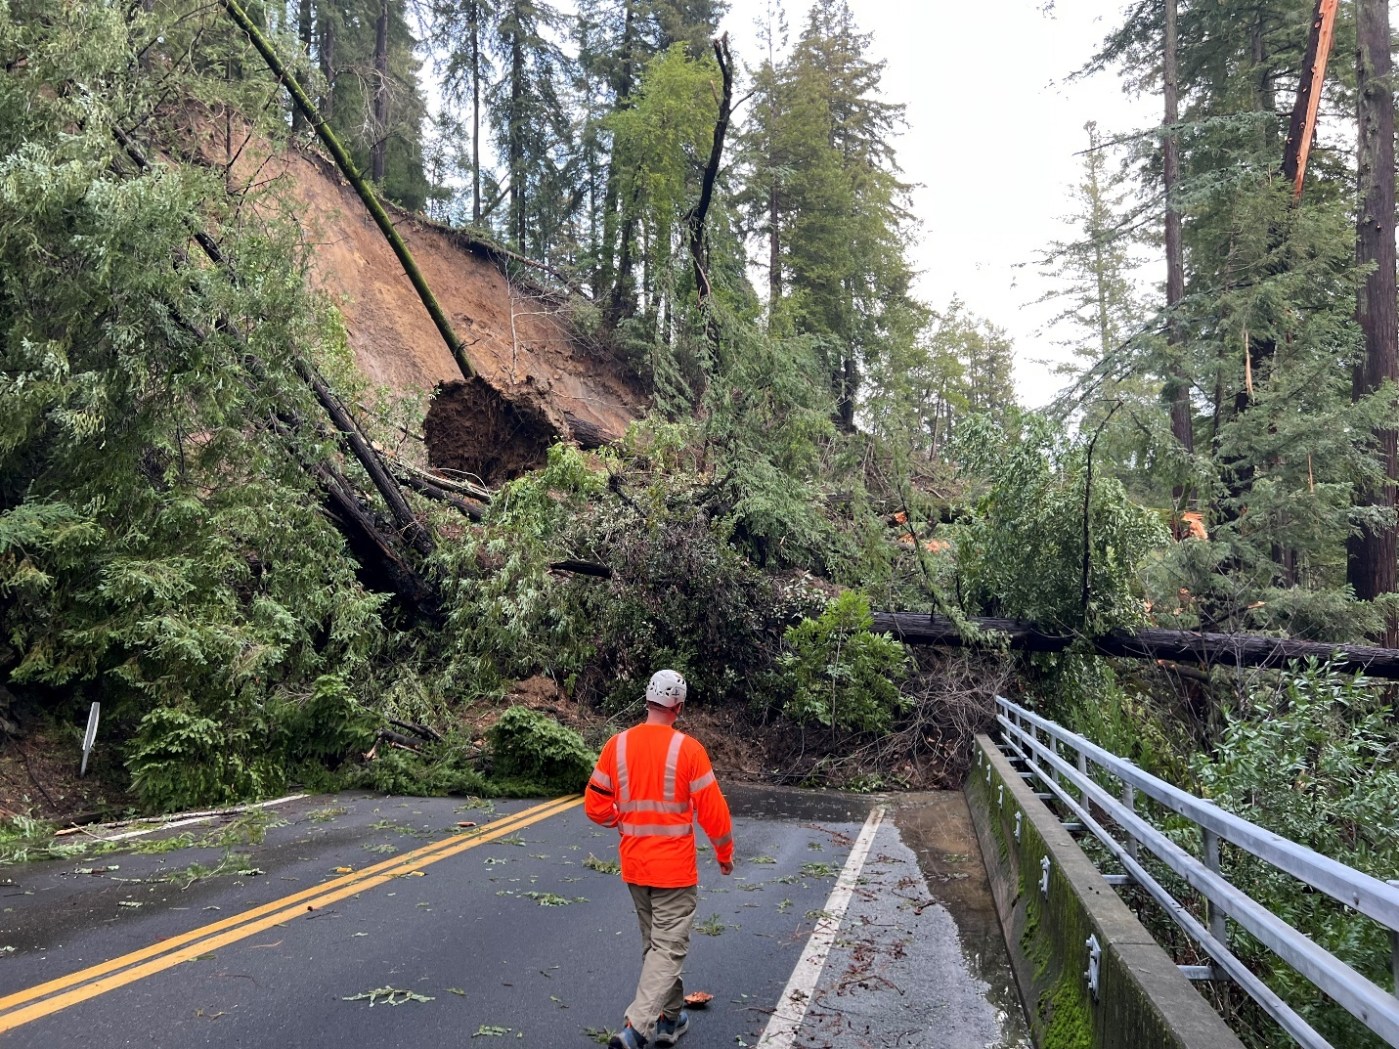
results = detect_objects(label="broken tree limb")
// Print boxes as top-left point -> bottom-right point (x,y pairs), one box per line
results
375,728 -> 424,751
685,32 -> 733,307
318,463 -> 438,615
870,611 -> 1399,680
387,717 -> 442,743
302,364 -> 435,555
1282,0 -> 1340,202
548,560 -> 612,579
394,468 -> 486,521
379,447 -> 493,503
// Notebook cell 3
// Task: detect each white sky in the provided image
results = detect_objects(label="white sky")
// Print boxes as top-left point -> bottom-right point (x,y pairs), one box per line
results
717,0 -> 1158,408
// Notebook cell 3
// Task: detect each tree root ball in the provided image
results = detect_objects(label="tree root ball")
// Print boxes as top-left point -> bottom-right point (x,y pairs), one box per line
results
425,376 -> 560,487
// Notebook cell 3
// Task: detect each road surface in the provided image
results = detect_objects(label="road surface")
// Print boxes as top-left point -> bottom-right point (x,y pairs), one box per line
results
0,784 -> 1030,1048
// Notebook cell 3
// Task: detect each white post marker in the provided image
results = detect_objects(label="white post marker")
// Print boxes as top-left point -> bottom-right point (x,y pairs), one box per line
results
79,701 -> 100,777
755,804 -> 887,1049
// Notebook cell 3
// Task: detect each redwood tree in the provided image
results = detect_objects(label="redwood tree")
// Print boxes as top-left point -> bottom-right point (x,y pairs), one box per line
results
1348,0 -> 1399,645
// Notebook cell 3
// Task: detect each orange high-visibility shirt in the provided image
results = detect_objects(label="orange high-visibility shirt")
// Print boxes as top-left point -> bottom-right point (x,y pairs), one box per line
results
585,724 -> 734,888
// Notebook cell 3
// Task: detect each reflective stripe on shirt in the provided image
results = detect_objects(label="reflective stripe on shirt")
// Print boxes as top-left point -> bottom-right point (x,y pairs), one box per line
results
620,821 -> 694,838
616,730 -> 631,804
662,731 -> 684,800
689,771 -> 715,793
619,799 -> 690,814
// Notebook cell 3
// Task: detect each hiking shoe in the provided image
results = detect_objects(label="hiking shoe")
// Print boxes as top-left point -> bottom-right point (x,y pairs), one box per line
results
654,1010 -> 689,1047
607,1024 -> 647,1049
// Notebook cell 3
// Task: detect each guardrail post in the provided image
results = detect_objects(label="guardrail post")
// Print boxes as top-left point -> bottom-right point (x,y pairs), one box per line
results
1390,881 -> 1398,1000
1122,781 -> 1139,862
1203,829 -> 1227,947
1077,750 -> 1090,818
1391,925 -> 1397,1003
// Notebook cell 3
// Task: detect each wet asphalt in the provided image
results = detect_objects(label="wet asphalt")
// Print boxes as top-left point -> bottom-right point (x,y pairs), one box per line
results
0,785 -> 1030,1049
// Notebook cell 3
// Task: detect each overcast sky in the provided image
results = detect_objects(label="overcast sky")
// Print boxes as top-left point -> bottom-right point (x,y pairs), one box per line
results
717,0 -> 1157,407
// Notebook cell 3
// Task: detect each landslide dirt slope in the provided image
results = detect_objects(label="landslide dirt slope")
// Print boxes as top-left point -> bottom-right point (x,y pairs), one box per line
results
243,141 -> 646,479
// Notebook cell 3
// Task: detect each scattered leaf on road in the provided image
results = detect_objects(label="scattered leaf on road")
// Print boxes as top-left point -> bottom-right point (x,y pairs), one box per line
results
343,986 -> 435,1006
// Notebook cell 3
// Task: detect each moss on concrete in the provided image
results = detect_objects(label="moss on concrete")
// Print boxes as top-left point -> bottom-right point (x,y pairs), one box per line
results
965,737 -> 1242,1049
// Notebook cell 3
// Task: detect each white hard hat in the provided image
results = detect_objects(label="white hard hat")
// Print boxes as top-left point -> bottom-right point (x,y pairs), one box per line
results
645,669 -> 687,708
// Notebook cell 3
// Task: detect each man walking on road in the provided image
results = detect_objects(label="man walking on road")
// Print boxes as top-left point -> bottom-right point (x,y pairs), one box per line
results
585,669 -> 735,1049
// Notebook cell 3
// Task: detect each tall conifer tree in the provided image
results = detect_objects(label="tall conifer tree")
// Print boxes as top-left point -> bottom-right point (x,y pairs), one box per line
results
766,0 -> 917,430
1348,0 -> 1398,644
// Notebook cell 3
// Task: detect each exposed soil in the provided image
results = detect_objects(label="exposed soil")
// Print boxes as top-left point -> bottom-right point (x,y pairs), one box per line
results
425,376 -> 555,487
0,720 -> 134,826
174,111 -> 645,482
262,145 -> 644,475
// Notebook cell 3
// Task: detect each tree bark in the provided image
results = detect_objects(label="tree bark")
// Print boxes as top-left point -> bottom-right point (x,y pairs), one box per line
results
471,2 -> 482,225
685,34 -> 732,308
293,0 -> 312,133
509,23 -> 526,249
371,0 -> 389,184
870,612 -> 1399,679
1348,0 -> 1399,647
318,5 -> 335,119
1162,0 -> 1193,513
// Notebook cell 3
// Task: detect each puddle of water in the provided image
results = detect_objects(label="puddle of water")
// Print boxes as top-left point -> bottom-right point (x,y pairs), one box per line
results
889,791 -> 1032,1048
724,783 -> 1032,1047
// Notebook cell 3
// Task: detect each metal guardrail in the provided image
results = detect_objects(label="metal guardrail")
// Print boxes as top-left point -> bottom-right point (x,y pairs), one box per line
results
993,695 -> 1399,1049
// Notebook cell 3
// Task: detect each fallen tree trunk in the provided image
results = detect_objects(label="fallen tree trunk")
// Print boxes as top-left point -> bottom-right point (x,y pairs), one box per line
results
870,612 -> 1399,679
318,465 -> 438,616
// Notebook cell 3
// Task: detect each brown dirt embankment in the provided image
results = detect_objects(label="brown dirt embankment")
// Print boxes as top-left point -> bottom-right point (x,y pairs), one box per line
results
211,126 -> 646,481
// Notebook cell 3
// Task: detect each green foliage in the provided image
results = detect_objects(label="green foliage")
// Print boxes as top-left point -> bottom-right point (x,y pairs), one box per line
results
347,733 -> 491,798
318,0 -> 433,209
607,44 -> 719,286
1192,662 -> 1399,1048
951,412 -> 1169,633
562,465 -> 795,712
486,706 -> 595,794
779,591 -> 907,733
128,705 -> 280,813
276,674 -> 380,769
700,313 -> 855,576
863,297 -> 1015,462
0,1 -> 389,814
430,443 -> 608,694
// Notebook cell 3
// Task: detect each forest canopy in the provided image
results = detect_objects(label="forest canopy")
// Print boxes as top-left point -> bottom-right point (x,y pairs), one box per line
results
2,2 -> 1398,1043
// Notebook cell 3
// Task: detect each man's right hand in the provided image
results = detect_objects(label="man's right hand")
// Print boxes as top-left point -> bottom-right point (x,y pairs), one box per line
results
719,860 -> 734,876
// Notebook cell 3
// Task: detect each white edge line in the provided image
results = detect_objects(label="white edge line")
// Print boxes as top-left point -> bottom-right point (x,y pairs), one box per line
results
95,794 -> 310,843
755,804 -> 887,1049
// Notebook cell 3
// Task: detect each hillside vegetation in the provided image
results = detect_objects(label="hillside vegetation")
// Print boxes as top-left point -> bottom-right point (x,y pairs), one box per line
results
1,4 -> 1397,1043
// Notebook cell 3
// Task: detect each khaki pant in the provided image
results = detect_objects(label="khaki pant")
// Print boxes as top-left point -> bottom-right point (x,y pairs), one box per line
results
624,883 -> 698,1040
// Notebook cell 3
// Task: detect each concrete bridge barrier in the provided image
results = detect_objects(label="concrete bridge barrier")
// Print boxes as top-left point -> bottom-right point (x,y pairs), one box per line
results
965,734 -> 1244,1049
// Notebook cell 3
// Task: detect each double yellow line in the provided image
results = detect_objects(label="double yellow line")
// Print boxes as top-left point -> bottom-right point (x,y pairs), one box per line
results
0,794 -> 582,1033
